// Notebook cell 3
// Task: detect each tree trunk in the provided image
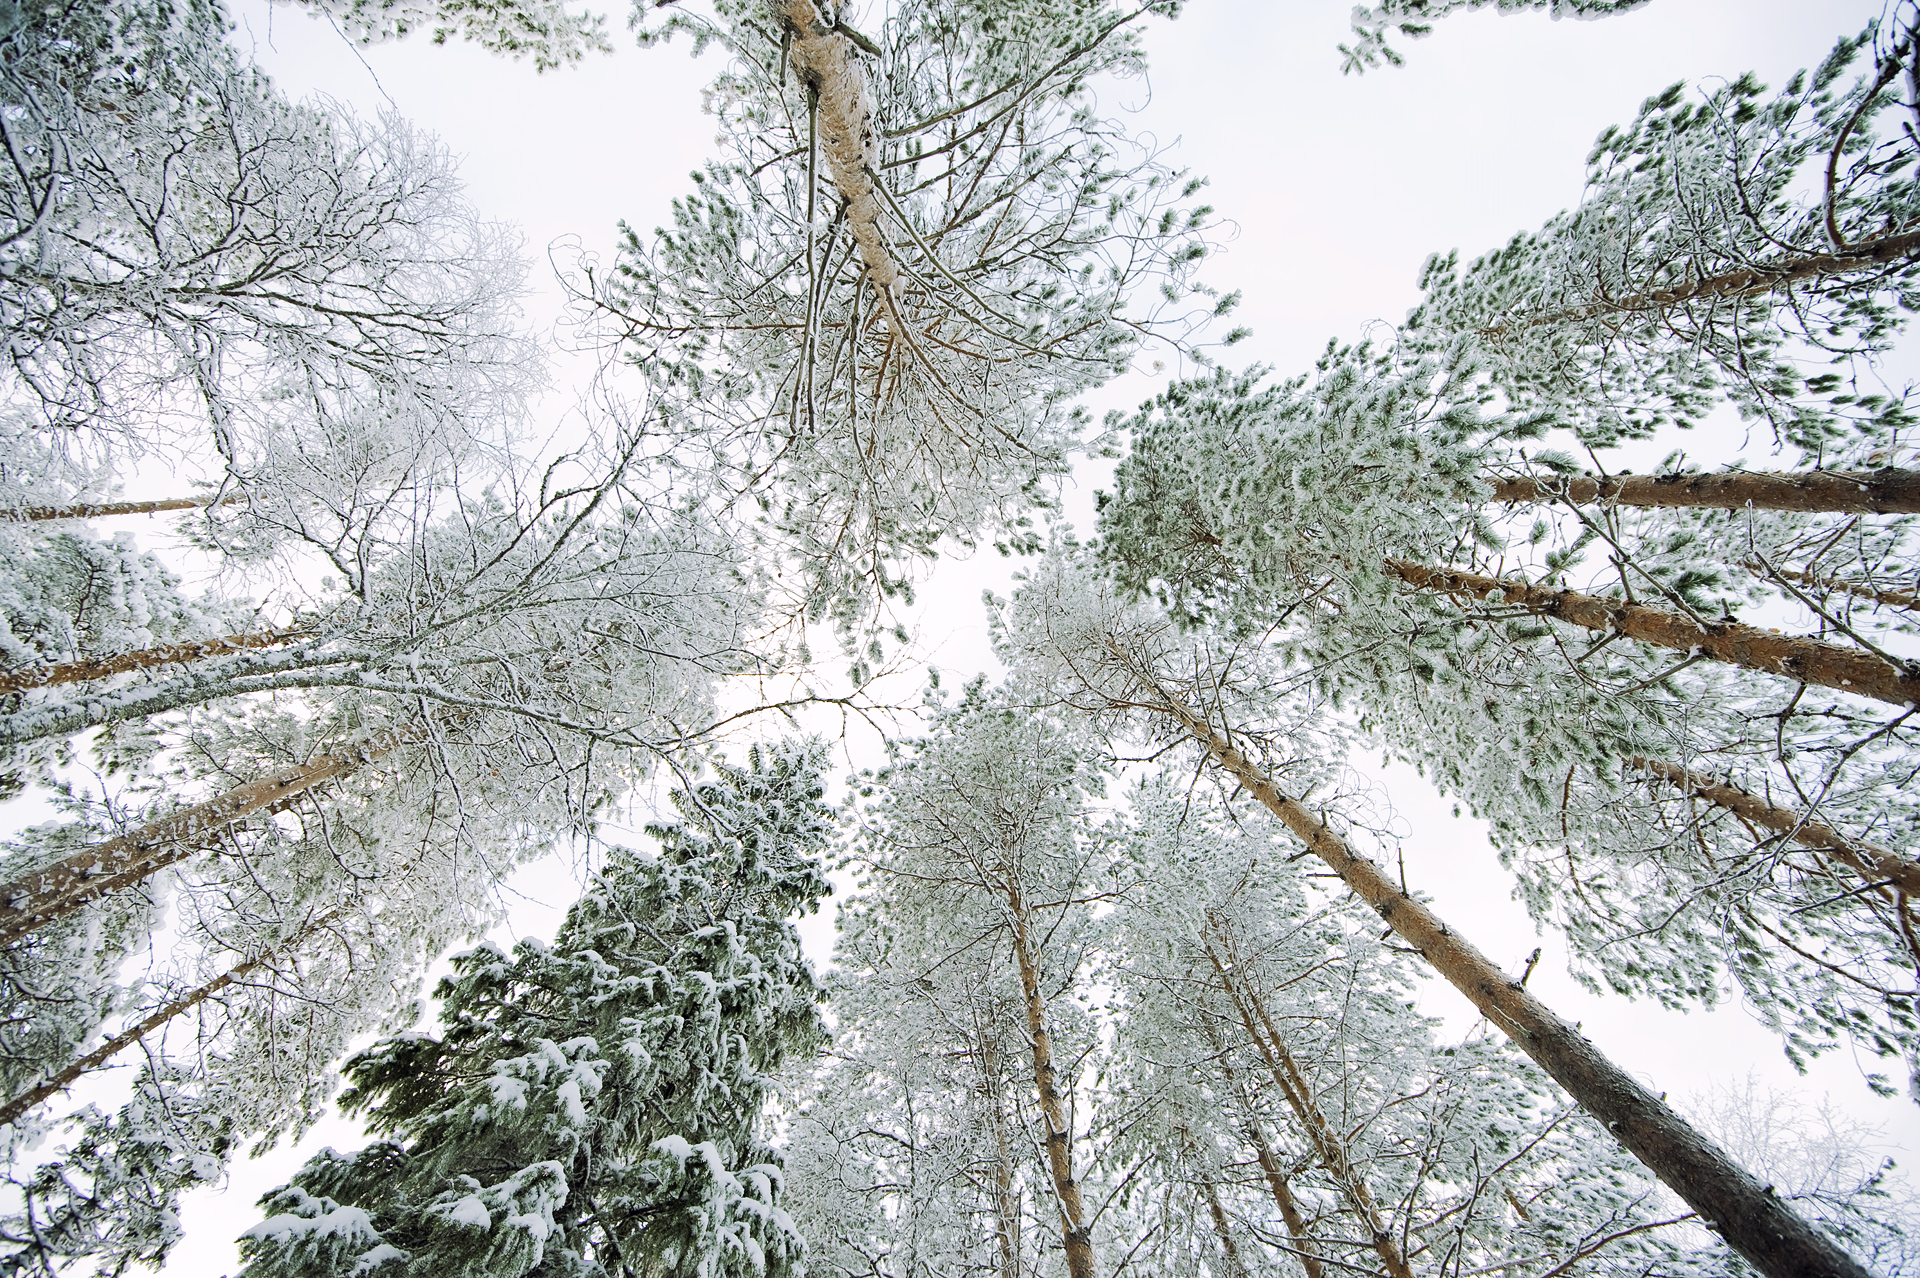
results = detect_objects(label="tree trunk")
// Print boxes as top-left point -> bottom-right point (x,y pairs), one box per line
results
1632,757 -> 1920,898
1388,558 -> 1920,707
1740,562 -> 1919,612
0,911 -> 338,1127
1205,941 -> 1415,1278
1475,227 -> 1920,335
1150,692 -> 1870,1278
969,996 -> 1023,1278
1249,1129 -> 1327,1278
1006,884 -> 1097,1278
0,629 -> 308,695
1200,1015 -> 1329,1278
0,723 -> 421,947
781,0 -> 898,296
9,495 -> 240,522
1487,468 -> 1920,515
1197,1171 -> 1252,1278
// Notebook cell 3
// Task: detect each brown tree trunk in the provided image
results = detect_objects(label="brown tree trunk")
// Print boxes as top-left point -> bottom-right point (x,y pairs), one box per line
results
1249,1131 -> 1327,1278
1149,692 -> 1870,1278
1388,558 -> 1920,707
1476,228 -> 1920,335
1205,942 -> 1415,1278
1199,1016 -> 1329,1278
10,496 -> 241,522
1632,757 -> 1920,898
969,996 -> 1023,1278
1487,468 -> 1920,515
0,629 -> 308,694
1197,1171 -> 1252,1278
781,0 -> 899,296
1741,562 -> 1920,612
0,724 -> 421,947
1006,884 -> 1097,1278
0,909 -> 338,1127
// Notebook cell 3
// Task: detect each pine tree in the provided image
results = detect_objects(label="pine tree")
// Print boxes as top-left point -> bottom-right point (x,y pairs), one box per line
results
236,742 -> 831,1278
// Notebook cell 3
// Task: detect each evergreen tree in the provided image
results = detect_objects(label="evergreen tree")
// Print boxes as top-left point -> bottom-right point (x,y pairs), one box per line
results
236,742 -> 831,1278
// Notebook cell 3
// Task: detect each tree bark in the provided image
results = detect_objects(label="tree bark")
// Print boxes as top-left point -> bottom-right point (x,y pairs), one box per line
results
1632,757 -> 1920,898
1487,468 -> 1920,515
1149,692 -> 1870,1278
1200,1016 -> 1329,1278
0,911 -> 338,1127
1197,1171 -> 1252,1278
781,0 -> 899,295
0,629 -> 308,695
1205,942 -> 1414,1278
0,724 -> 421,947
1475,228 -> 1920,335
9,496 -> 240,522
1388,558 -> 1920,707
1741,562 -> 1919,612
1006,883 -> 1097,1278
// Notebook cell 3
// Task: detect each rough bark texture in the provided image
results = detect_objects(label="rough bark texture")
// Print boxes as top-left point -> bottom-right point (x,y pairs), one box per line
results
1633,756 -> 1920,898
1388,558 -> 1920,707
1488,467 -> 1920,515
1742,562 -> 1920,612
1154,695 -> 1870,1278
0,725 -> 418,947
0,912 -> 335,1127
1007,886 -> 1097,1278
1207,943 -> 1414,1278
1476,228 -> 1920,335
1198,1170 -> 1252,1278
782,0 -> 898,294
1249,1128 -> 1326,1278
12,496 -> 238,522
0,629 -> 307,694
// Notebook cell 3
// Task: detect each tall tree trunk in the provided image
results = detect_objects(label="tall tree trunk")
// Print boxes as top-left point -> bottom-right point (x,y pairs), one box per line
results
1199,1016 -> 1329,1278
1005,883 -> 1096,1278
1196,1170 -> 1252,1278
1487,468 -> 1920,515
0,723 -> 422,947
0,910 -> 339,1127
1740,562 -> 1919,612
1248,1128 -> 1327,1278
1475,227 -> 1920,335
0,629 -> 308,694
10,495 -> 240,522
1388,558 -> 1920,707
970,996 -> 1023,1278
1205,941 -> 1415,1278
781,0 -> 898,296
1146,689 -> 1870,1278
1632,757 -> 1920,898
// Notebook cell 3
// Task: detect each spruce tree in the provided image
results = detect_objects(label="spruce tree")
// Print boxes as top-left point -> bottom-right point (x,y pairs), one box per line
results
236,743 -> 831,1278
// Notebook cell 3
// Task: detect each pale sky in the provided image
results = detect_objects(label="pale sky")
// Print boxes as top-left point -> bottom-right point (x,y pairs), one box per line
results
116,0 -> 1919,1269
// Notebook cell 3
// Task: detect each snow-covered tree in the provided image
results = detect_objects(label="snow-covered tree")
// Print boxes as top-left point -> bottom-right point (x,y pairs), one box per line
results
786,679 -> 1120,1278
233,742 -> 830,1278
581,0 -> 1224,635
995,548 -> 1875,1278
0,0 -> 539,529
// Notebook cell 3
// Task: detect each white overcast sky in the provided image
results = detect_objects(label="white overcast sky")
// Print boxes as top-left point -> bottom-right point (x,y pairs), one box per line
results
138,0 -> 1915,1269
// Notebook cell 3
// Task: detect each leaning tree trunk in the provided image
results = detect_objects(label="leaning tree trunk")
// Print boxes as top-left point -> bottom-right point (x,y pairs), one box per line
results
9,495 -> 241,522
1476,227 -> 1920,336
781,0 -> 898,296
0,629 -> 308,694
1741,561 -> 1920,612
1196,1169 -> 1253,1278
1145,690 -> 1870,1278
0,724 -> 421,947
1388,558 -> 1920,707
1487,467 -> 1920,515
0,910 -> 339,1127
1205,940 -> 1415,1278
1005,882 -> 1097,1278
1633,757 -> 1920,898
